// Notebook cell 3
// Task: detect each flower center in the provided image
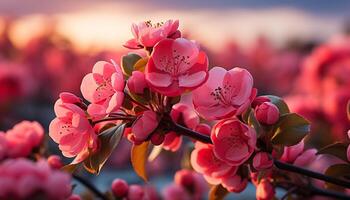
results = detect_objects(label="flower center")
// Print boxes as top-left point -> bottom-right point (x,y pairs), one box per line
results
157,49 -> 191,77
145,20 -> 164,28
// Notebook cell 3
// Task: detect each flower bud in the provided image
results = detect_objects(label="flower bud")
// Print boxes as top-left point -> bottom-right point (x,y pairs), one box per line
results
132,111 -> 159,142
127,185 -> 144,200
256,179 -> 275,200
255,102 -> 279,125
127,71 -> 147,94
252,96 -> 270,108
174,169 -> 194,189
47,155 -> 63,169
111,178 -> 129,198
253,152 -> 273,171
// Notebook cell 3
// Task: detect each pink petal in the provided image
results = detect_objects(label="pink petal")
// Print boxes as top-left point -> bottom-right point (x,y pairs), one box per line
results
178,71 -> 207,88
106,92 -> 124,113
80,73 -> 99,103
146,72 -> 172,87
172,38 -> 199,74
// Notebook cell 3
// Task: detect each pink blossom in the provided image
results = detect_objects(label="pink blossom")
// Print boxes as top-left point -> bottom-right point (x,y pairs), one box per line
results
256,179 -> 275,200
253,152 -> 273,171
162,131 -> 182,152
124,19 -> 180,49
127,71 -> 148,94
80,61 -> 124,118
49,93 -> 98,164
193,67 -> 256,120
0,158 -> 71,200
132,110 -> 159,142
145,38 -> 209,96
127,185 -> 145,200
294,149 -> 317,167
221,174 -> 248,193
190,143 -> 237,185
194,123 -> 211,136
162,184 -> 191,200
0,132 -> 7,160
211,119 -> 256,166
67,194 -> 81,200
47,155 -> 63,169
174,169 -> 207,200
5,121 -> 44,158
171,103 -> 199,129
280,140 -> 305,163
255,102 -> 280,125
111,178 -> 129,198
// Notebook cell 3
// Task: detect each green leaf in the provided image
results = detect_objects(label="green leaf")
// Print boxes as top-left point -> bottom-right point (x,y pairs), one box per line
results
317,142 -> 349,163
131,141 -> 150,181
148,145 -> 163,162
84,124 -> 125,174
325,164 -> 350,190
209,184 -> 229,200
271,113 -> 310,146
247,109 -> 263,137
265,95 -> 290,115
61,163 -> 79,173
121,53 -> 142,77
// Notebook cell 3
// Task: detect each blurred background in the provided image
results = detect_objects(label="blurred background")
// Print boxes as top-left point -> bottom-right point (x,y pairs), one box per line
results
1,0 -> 350,199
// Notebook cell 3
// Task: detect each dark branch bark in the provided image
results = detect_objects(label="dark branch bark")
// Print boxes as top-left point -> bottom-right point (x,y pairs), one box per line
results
72,174 -> 107,200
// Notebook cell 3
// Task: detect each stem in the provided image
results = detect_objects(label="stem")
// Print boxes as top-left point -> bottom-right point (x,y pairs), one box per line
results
125,92 -> 149,110
311,185 -> 350,200
167,120 -> 350,191
274,160 -> 350,188
72,174 -> 107,200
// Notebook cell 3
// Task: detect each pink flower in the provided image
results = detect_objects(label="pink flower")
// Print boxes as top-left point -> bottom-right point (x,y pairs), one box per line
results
67,194 -> 81,200
294,149 -> 317,167
132,110 -> 159,142
80,61 -> 124,118
0,158 -> 71,200
127,185 -> 145,200
47,155 -> 63,169
0,132 -> 7,160
162,184 -> 191,200
5,121 -> 44,158
124,19 -> 180,49
256,179 -> 275,200
174,169 -> 207,200
194,123 -> 211,136
190,143 -> 237,185
145,38 -> 209,96
255,102 -> 280,125
211,119 -> 257,166
111,178 -> 129,198
162,131 -> 182,152
193,67 -> 256,120
127,71 -> 148,94
221,174 -> 248,193
253,152 -> 273,171
280,140 -> 305,163
49,93 -> 98,164
171,103 -> 199,129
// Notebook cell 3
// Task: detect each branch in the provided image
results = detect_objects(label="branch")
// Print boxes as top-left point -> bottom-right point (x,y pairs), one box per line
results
274,160 -> 350,188
72,174 -> 107,200
167,120 -> 350,191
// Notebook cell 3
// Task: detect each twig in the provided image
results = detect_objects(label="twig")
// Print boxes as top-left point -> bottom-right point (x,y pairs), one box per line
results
72,174 -> 107,200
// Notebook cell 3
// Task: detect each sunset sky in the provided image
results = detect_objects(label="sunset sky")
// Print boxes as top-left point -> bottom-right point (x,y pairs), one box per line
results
1,0 -> 349,52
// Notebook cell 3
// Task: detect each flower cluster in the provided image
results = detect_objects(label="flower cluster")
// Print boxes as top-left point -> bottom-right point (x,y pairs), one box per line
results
0,158 -> 72,200
0,121 -> 44,160
44,19 -> 350,200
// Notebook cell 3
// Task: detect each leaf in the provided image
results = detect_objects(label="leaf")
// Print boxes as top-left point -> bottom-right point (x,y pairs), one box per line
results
265,95 -> 290,115
209,184 -> 229,200
61,163 -> 79,173
134,57 -> 149,72
317,142 -> 349,163
121,53 -> 142,77
148,145 -> 163,162
325,164 -> 350,190
247,109 -> 263,137
84,124 -> 126,174
131,141 -> 150,181
271,113 -> 310,146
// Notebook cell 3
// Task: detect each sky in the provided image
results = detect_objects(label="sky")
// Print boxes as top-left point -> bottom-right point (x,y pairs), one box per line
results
1,0 -> 349,51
